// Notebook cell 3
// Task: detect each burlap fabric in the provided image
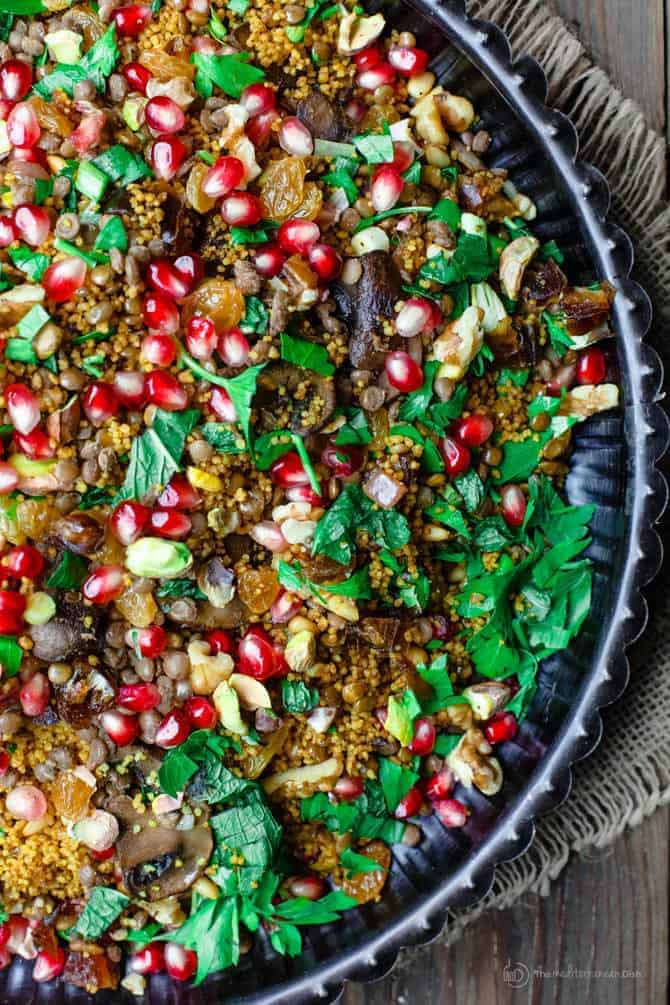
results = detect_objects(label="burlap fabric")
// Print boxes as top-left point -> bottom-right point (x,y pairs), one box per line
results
427,0 -> 669,943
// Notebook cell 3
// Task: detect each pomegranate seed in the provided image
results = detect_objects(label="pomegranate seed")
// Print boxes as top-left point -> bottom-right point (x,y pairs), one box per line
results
186,315 -> 218,360
240,82 -> 276,116
357,63 -> 396,90
113,370 -> 146,408
279,116 -> 313,156
164,943 -> 197,982
82,381 -> 119,425
6,102 -> 39,148
145,370 -> 188,411
253,243 -> 285,277
333,776 -> 365,802
453,413 -> 494,447
270,450 -> 310,488
285,484 -> 323,504
202,155 -> 245,199
501,484 -> 527,527
278,218 -> 320,255
42,256 -> 86,302
287,874 -> 328,900
14,428 -> 54,460
0,60 -> 32,102
576,346 -> 607,385
147,258 -> 190,301
6,785 -> 47,821
218,327 -> 250,367
210,385 -> 237,421
308,242 -> 342,281
141,331 -> 177,367
370,165 -> 404,213
125,624 -> 167,658
121,61 -> 152,94
155,708 -> 191,748
434,798 -> 468,828
270,588 -> 303,624
245,108 -> 280,148
143,290 -> 180,334
70,110 -> 105,154
484,710 -> 518,744
0,589 -> 25,635
19,672 -> 50,717
12,204 -> 50,247
82,564 -> 125,604
0,920 -> 8,944
388,46 -> 430,77
204,630 -> 232,655
33,945 -> 66,983
0,463 -> 19,495
408,717 -> 436,756
385,350 -> 424,392
321,444 -> 364,477
392,141 -> 415,173
110,501 -> 151,545
150,136 -> 187,180
184,695 -> 217,730
238,625 -> 278,681
424,767 -> 455,802
6,914 -> 37,954
174,253 -> 204,289
90,845 -> 115,863
149,508 -> 192,539
157,474 -> 200,510
396,297 -> 434,337
130,942 -> 165,975
394,785 -> 423,819
6,383 -> 40,435
249,520 -> 288,553
0,214 -> 17,247
100,709 -> 140,746
354,45 -> 383,71
117,682 -> 161,713
221,191 -> 263,227
5,545 -> 44,580
440,436 -> 471,476
112,4 -> 152,37
145,95 -> 185,135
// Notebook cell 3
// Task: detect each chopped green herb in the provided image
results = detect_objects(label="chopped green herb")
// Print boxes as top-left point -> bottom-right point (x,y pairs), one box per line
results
239,296 -> 269,335
0,637 -> 23,678
353,124 -> 394,164
8,246 -> 49,282
155,579 -> 207,601
279,332 -> 335,376
378,757 -> 419,813
281,680 -> 320,713
354,204 -> 432,233
191,51 -> 265,100
385,689 -> 422,746
230,223 -> 277,245
428,197 -> 462,231
201,423 -> 246,454
92,144 -> 152,186
67,887 -> 129,941
114,408 -> 200,503
339,847 -> 386,877
45,550 -> 88,590
94,216 -> 128,252
312,484 -> 411,565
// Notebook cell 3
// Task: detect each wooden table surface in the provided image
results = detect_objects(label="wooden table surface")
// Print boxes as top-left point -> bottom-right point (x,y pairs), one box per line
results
344,3 -> 670,1003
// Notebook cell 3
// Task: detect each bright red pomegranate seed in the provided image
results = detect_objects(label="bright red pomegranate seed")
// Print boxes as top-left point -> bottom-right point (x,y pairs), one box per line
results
202,155 -> 245,199
19,672 -> 50,717
14,429 -> 54,459
394,785 -> 423,819
357,63 -> 396,90
112,4 -> 152,37
164,943 -> 197,982
249,520 -> 288,553
287,875 -> 328,900
82,564 -> 125,604
157,474 -> 200,510
5,544 -> 44,580
145,95 -> 185,135
424,767 -> 455,802
6,383 -> 40,435
392,141 -> 415,173
0,60 -> 32,102
0,463 -> 19,495
12,204 -> 50,247
220,191 -> 263,227
278,218 -> 320,255
434,798 -> 468,827
238,625 -> 278,681
245,108 -> 280,148
370,165 -> 404,213
184,695 -> 217,730
440,436 -> 471,476
82,381 -> 118,425
501,484 -> 527,527
185,315 -> 217,360
113,370 -> 146,408
147,258 -> 190,301
388,46 -> 430,77
33,946 -> 66,983
145,370 -> 188,411
140,332 -> 177,368
117,682 -> 161,713
240,82 -> 277,116
6,102 -> 40,148
100,709 -> 140,746
308,242 -> 342,281
333,776 -> 365,802
253,243 -> 285,277
0,590 -> 24,635
408,717 -> 436,756
143,290 -> 180,334
0,214 -> 17,247
130,942 -> 165,975
484,710 -> 518,744
270,588 -> 303,624
321,444 -> 364,477
155,708 -> 191,748
121,61 -> 151,94
270,451 -> 310,488
150,136 -> 187,180
0,919 -> 8,943
396,297 -> 434,337
206,630 -> 233,655
218,327 -> 250,367
173,251 -> 203,288
285,484 -> 323,504
210,385 -> 237,422
385,350 -> 424,392
69,110 -> 105,154
125,624 -> 167,658
453,413 -> 494,447
42,256 -> 86,302
354,45 -> 383,71
279,116 -> 313,156
149,508 -> 192,539
576,346 -> 607,385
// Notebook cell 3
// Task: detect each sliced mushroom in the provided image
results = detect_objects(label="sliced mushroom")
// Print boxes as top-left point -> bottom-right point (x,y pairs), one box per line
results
52,513 -> 103,556
256,361 -> 336,435
331,251 -> 402,370
54,661 -> 115,727
499,236 -> 540,300
31,600 -> 107,663
296,92 -> 354,143
46,395 -> 81,444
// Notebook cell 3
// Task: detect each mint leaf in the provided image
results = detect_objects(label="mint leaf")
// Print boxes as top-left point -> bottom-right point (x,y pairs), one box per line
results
115,408 -> 200,502
281,680 -> 319,713
68,887 -> 128,941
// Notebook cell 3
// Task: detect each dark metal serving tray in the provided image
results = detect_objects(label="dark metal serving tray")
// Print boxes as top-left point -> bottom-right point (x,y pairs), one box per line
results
2,1 -> 667,1002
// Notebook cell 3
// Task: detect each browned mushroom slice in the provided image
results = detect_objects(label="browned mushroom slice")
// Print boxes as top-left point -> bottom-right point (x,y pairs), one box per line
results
296,92 -> 353,142
354,616 -> 402,651
52,513 -> 104,556
31,600 -> 107,663
106,794 -> 213,901
54,661 -> 115,727
331,251 -> 402,370
256,361 -> 336,435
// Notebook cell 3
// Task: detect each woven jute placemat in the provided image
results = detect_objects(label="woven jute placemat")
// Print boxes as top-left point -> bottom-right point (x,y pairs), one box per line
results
424,0 -> 669,944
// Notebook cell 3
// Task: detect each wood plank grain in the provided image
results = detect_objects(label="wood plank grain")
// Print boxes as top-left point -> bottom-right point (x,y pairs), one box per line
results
342,807 -> 669,1004
548,0 -> 666,134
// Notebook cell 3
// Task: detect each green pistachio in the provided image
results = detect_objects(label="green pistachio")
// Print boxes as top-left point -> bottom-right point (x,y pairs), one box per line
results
125,538 -> 193,579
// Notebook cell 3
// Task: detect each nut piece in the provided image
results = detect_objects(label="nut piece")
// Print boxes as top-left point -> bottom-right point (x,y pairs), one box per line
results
284,629 -> 316,673
499,236 -> 540,300
558,383 -> 619,418
337,12 -> 385,54
228,672 -> 272,711
462,682 -> 512,720
430,305 -> 484,380
262,756 -> 342,796
187,639 -> 234,694
446,728 -> 503,796
411,86 -> 449,145
435,90 -> 475,132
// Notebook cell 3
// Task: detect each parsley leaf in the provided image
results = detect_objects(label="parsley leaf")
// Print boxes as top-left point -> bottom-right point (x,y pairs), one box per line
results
92,144 -> 152,186
94,216 -> 128,252
8,246 -> 49,281
353,124 -> 394,163
0,637 -> 23,678
45,551 -> 88,589
252,429 -> 294,470
542,310 -> 573,357
378,757 -> 419,813
420,233 -> 497,286
281,680 -> 320,713
335,407 -> 372,446
114,408 -> 200,502
385,689 -> 422,746
279,332 -> 335,376
155,578 -> 207,601
200,423 -> 246,454
191,51 -> 265,100
339,847 -> 387,878
239,295 -> 269,335
312,484 -> 411,565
